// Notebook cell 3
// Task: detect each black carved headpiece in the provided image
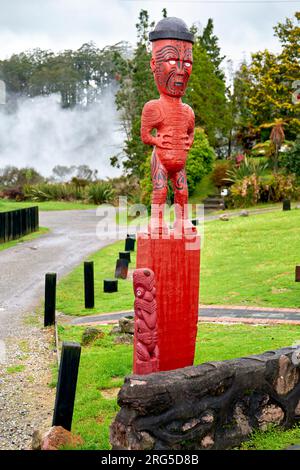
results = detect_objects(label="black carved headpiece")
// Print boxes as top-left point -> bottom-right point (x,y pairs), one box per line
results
149,17 -> 194,44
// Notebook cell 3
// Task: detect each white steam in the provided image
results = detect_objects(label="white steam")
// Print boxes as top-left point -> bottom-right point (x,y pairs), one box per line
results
0,89 -> 124,178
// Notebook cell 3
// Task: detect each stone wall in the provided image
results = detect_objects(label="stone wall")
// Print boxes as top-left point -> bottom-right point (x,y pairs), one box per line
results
110,347 -> 300,450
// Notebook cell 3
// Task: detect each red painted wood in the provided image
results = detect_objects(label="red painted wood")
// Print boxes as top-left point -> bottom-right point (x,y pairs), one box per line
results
136,231 -> 200,372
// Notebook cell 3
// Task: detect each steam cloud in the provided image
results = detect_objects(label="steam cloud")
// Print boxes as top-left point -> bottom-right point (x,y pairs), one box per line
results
0,88 -> 124,178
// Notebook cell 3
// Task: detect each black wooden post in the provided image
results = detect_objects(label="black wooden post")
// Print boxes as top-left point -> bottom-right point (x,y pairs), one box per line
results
283,199 -> 291,211
119,251 -> 131,263
296,266 -> 300,282
52,341 -> 81,431
84,261 -> 94,309
125,237 -> 135,252
115,258 -> 129,279
104,279 -> 118,293
44,273 -> 57,327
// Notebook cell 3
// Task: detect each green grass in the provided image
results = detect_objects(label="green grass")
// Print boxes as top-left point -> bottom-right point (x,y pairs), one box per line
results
189,173 -> 217,203
6,364 -> 25,374
57,209 -> 300,316
57,322 -> 300,450
201,209 -> 300,308
57,241 -> 136,316
0,227 -> 49,252
240,424 -> 300,450
0,199 -> 98,212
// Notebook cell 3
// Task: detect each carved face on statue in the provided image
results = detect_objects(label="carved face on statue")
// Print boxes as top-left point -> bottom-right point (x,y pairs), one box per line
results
151,39 -> 193,97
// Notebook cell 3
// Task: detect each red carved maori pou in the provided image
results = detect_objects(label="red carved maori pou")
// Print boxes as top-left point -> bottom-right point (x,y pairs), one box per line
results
141,17 -> 196,235
133,268 -> 159,375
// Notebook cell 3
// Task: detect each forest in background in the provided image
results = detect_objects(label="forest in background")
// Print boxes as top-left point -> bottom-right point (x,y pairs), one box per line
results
0,9 -> 299,207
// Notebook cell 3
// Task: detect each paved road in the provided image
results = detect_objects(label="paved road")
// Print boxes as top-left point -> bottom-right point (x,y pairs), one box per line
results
0,209 -> 122,339
70,306 -> 300,325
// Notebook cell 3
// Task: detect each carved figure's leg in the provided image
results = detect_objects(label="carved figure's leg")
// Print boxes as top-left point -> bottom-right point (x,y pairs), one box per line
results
171,169 -> 196,234
150,150 -> 169,234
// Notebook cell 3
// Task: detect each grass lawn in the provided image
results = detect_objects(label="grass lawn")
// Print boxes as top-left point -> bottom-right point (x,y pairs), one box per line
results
57,240 -> 136,316
56,209 -> 300,316
57,322 -> 300,450
0,227 -> 49,252
0,199 -> 98,212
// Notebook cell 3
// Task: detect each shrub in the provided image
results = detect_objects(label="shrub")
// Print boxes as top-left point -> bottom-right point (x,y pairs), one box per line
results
226,157 -> 269,183
211,161 -> 232,188
186,128 -> 215,194
87,182 -> 115,205
108,176 -> 140,203
261,173 -> 298,202
24,183 -> 84,201
0,187 -> 25,201
230,175 -> 260,207
280,138 -> 300,177
229,173 -> 299,207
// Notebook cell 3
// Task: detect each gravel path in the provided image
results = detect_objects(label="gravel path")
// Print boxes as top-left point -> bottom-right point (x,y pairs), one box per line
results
0,209 -> 119,449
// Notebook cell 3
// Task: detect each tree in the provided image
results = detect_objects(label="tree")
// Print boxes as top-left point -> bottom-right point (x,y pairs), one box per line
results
185,27 -> 229,153
233,12 -> 300,150
0,165 -> 44,188
0,43 -> 126,109
199,18 -> 225,81
114,9 -> 158,177
52,165 -> 76,182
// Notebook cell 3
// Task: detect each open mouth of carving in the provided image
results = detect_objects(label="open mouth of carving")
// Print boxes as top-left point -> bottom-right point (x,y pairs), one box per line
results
174,82 -> 184,87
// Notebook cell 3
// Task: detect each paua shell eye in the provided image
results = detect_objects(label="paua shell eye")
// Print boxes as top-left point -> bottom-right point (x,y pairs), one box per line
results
168,59 -> 176,65
184,62 -> 191,68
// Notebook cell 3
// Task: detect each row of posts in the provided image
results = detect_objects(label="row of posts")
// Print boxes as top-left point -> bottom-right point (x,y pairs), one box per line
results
44,273 -> 80,431
44,234 -> 136,432
0,206 -> 39,243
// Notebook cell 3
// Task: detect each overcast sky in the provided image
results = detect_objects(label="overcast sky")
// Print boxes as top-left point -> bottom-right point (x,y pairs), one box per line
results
0,0 -> 299,68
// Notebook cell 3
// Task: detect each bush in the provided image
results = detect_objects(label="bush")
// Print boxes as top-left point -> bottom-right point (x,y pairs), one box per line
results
186,128 -> 215,194
87,182 -> 115,205
24,183 -> 84,201
108,176 -> 140,203
211,161 -> 232,188
226,157 -> 269,183
0,187 -> 25,201
229,172 -> 299,208
230,175 -> 260,207
280,138 -> 300,177
261,173 -> 298,202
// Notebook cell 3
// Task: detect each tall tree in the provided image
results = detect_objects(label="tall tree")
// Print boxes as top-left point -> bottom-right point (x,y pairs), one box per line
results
114,10 -> 158,177
233,11 -> 300,149
199,18 -> 225,80
185,26 -> 229,155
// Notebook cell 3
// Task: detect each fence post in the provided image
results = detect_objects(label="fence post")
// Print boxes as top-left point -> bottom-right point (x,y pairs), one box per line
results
52,341 -> 81,431
44,273 -> 57,327
84,261 -> 94,309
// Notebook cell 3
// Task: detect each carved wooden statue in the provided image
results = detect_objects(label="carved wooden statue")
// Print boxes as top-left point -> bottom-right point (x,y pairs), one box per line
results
141,17 -> 195,234
133,18 -> 200,375
133,268 -> 159,375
